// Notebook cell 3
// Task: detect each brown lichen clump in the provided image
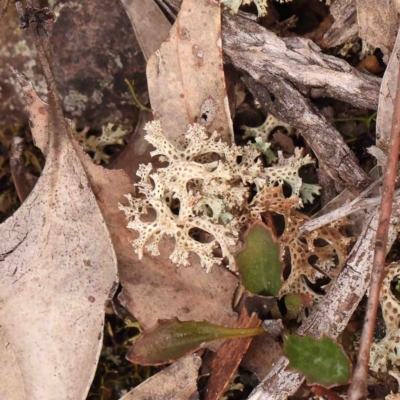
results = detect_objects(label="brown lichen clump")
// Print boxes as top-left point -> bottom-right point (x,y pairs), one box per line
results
251,185 -> 350,299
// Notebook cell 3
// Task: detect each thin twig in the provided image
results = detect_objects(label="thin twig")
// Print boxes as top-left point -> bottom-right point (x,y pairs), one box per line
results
299,177 -> 387,235
348,68 -> 400,400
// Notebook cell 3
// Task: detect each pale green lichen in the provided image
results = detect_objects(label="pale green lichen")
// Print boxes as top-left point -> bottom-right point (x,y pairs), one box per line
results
73,122 -> 127,164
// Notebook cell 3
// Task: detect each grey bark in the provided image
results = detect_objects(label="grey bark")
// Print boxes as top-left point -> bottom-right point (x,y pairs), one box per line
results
222,14 -> 381,110
323,0 -> 358,47
243,75 -> 372,194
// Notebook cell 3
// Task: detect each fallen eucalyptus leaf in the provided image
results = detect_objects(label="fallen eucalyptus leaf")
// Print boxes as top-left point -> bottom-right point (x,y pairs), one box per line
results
126,318 -> 264,365
0,72 -> 118,399
19,68 -> 238,333
119,354 -> 201,400
146,0 -> 234,144
236,221 -> 283,296
283,334 -> 351,388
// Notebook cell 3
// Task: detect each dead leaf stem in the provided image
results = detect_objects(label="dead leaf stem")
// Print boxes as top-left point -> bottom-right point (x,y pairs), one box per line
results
347,66 -> 400,400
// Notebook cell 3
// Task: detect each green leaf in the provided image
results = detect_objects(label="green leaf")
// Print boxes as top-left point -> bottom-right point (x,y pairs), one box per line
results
236,221 -> 283,296
127,318 -> 264,365
284,294 -> 303,320
283,334 -> 351,388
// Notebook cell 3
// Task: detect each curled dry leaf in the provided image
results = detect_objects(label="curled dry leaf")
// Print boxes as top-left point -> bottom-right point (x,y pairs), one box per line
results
21,69 -> 238,332
0,72 -> 118,399
146,0 -> 234,145
119,354 -> 201,400
204,309 -> 260,400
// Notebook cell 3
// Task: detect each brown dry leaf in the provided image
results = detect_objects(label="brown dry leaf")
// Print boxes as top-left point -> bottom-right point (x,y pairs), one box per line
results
377,28 -> 400,150
21,74 -> 238,331
146,0 -> 234,145
204,309 -> 260,400
0,73 -> 118,399
356,0 -> 400,60
120,0 -> 171,61
241,332 -> 283,380
119,354 -> 201,400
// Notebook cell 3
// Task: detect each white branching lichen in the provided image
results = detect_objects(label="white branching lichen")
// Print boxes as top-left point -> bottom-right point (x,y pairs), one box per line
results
119,121 -> 329,277
73,122 -> 127,164
221,0 -> 292,17
242,114 -> 293,142
370,264 -> 400,373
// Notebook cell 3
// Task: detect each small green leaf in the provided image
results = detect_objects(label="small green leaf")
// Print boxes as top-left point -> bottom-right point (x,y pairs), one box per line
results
283,334 -> 351,388
236,221 -> 283,296
284,293 -> 312,320
284,294 -> 303,320
127,318 -> 264,365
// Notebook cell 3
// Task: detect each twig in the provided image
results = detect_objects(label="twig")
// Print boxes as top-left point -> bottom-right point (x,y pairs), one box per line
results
299,177 -> 386,235
242,75 -> 372,194
347,67 -> 400,400
222,13 -> 381,110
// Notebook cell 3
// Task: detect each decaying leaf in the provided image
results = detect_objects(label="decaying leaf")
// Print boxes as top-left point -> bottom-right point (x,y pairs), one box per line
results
0,72 -> 118,399
236,221 -> 283,296
204,309 -> 260,400
126,318 -> 264,365
119,354 -> 201,400
251,185 -> 350,299
20,67 -> 239,333
283,334 -> 351,388
146,0 -> 234,145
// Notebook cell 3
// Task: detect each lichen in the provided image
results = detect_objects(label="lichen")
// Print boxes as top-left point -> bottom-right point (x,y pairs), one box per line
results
251,185 -> 350,299
119,121 -> 327,274
370,264 -> 400,373
73,122 -> 127,164
242,114 -> 293,142
221,0 -> 292,17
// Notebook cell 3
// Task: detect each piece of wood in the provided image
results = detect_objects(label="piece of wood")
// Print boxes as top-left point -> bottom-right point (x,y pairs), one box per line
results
377,29 -> 400,148
348,48 -> 400,400
222,13 -> 381,110
243,75 -> 372,194
323,0 -> 358,47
